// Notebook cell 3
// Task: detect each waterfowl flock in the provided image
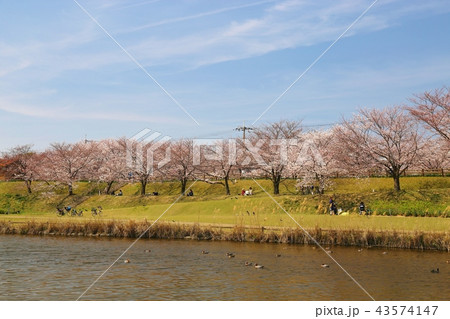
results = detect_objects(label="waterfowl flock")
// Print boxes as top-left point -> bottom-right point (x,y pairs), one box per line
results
125,246 -> 330,270
122,246 -> 448,275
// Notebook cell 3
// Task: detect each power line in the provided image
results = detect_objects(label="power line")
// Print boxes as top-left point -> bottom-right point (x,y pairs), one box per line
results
234,121 -> 254,140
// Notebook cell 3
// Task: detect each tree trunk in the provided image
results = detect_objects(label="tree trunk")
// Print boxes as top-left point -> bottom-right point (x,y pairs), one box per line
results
25,180 -> 32,194
392,171 -> 401,191
273,182 -> 280,194
105,181 -> 114,195
68,183 -> 73,196
224,176 -> 230,195
180,178 -> 187,194
140,179 -> 147,195
272,174 -> 281,195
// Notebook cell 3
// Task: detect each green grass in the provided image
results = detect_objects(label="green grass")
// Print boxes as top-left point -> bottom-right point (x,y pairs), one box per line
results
0,177 -> 449,233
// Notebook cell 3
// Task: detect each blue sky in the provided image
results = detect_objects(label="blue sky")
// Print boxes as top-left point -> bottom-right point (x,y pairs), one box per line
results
1,0 -> 449,150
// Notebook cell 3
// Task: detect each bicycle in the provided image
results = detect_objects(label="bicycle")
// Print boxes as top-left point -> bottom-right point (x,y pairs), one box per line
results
69,209 -> 84,217
56,207 -> 66,217
91,206 -> 103,217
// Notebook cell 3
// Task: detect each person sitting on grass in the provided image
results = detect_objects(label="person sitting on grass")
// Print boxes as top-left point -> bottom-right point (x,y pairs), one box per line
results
329,199 -> 338,215
187,189 -> 194,196
333,203 -> 338,215
241,188 -> 246,196
117,189 -> 123,196
359,202 -> 366,215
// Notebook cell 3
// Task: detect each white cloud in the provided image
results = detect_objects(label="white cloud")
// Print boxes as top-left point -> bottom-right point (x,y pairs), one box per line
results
0,60 -> 31,77
104,0 -> 162,10
0,97 -> 184,125
0,24 -> 115,81
124,0 -> 276,33
2,0 -> 447,79
0,0 -> 448,127
271,0 -> 306,12
123,0 -> 401,69
223,19 -> 265,37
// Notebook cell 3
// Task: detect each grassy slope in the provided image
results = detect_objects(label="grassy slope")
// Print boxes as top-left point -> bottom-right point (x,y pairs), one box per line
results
0,177 -> 449,232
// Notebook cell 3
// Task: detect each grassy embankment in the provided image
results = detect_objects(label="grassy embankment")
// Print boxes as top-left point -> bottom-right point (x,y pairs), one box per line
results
0,177 -> 449,250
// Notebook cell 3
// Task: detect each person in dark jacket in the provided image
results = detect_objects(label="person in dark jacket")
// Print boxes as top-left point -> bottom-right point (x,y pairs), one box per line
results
359,202 -> 366,215
329,199 -> 337,215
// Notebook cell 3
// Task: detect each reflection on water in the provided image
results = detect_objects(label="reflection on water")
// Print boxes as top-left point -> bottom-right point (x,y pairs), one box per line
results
0,236 -> 448,300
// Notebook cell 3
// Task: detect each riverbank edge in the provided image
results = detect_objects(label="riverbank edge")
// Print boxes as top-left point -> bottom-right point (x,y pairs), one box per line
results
0,219 -> 448,251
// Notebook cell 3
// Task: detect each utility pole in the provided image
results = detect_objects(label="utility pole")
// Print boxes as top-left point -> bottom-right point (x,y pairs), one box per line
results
234,121 -> 254,179
234,121 -> 254,140
84,134 -> 93,144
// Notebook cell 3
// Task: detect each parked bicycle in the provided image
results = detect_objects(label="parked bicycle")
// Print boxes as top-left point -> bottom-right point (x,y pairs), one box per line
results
91,206 -> 103,217
56,207 -> 66,217
69,208 -> 84,217
57,206 -> 84,217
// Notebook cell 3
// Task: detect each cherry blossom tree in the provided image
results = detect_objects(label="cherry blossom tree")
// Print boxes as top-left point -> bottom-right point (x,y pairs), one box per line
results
95,139 -> 129,194
247,120 -> 303,194
406,86 -> 449,141
125,139 -> 151,195
413,137 -> 449,171
167,139 -> 197,194
195,139 -> 239,195
1,145 -> 40,194
295,130 -> 336,194
42,141 -> 99,195
0,158 -> 10,179
334,106 -> 422,191
125,137 -> 170,195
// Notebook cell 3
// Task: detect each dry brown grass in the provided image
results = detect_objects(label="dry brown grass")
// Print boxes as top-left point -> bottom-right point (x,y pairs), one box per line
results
0,220 -> 448,251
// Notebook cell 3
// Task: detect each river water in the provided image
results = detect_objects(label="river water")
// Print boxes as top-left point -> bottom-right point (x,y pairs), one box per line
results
0,236 -> 448,300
